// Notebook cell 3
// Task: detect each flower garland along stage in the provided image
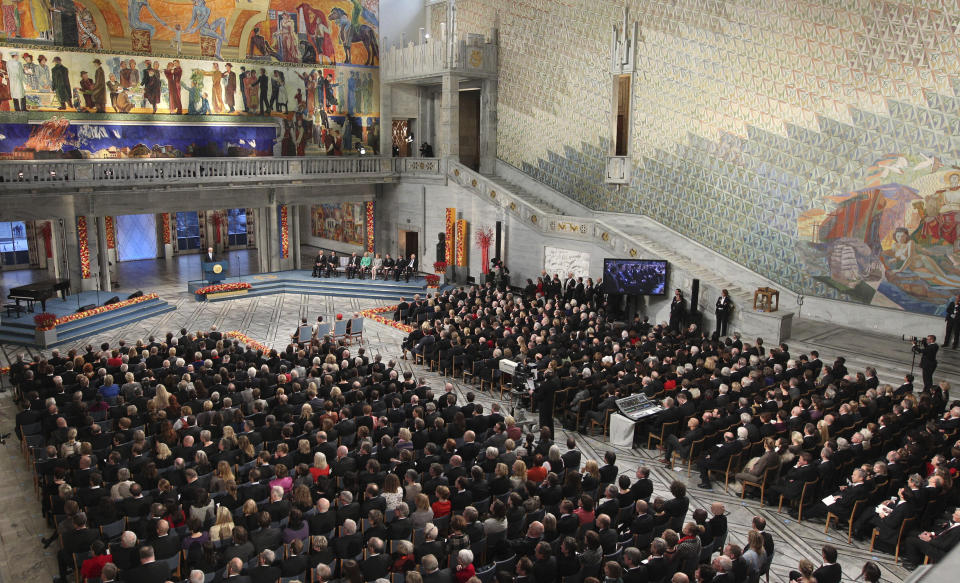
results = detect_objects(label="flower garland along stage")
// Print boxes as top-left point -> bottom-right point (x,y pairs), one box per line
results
35,293 -> 160,330
224,331 -> 272,353
359,305 -> 415,333
77,216 -> 91,279
195,282 -> 252,300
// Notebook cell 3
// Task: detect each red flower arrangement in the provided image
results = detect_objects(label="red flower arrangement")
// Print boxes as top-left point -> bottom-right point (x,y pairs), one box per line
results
433,261 -> 447,273
195,282 -> 252,296
279,205 -> 290,259
425,274 -> 440,287
77,216 -> 91,279
34,312 -> 57,331
104,216 -> 116,250
224,330 -> 272,353
161,213 -> 171,244
358,305 -> 416,333
365,201 -> 375,253
52,293 -> 160,327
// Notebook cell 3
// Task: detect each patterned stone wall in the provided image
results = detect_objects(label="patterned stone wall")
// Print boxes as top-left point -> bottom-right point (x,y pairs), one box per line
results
443,0 -> 960,316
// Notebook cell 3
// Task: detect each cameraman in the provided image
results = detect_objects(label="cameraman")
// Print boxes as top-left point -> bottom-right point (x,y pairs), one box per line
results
915,334 -> 939,390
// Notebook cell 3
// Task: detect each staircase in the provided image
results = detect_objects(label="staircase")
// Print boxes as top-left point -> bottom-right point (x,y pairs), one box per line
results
482,174 -> 567,215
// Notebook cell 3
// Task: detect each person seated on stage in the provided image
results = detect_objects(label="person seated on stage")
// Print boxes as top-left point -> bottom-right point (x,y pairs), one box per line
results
324,250 -> 338,277
394,256 -> 408,281
404,253 -> 418,282
359,252 -> 372,279
382,254 -> 395,280
313,251 -> 326,278
345,252 -> 360,279
371,253 -> 383,280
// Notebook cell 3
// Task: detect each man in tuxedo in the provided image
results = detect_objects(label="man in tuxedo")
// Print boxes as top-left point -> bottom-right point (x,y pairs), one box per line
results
916,334 -> 939,389
812,545 -> 842,583
807,467 -> 869,521
204,246 -> 217,262
313,251 -> 326,277
765,451 -> 817,505
325,250 -> 338,277
697,431 -> 742,489
346,252 -> 360,279
946,294 -> 960,348
715,289 -> 732,337
394,255 -> 408,281
902,507 -> 960,568
120,546 -> 172,583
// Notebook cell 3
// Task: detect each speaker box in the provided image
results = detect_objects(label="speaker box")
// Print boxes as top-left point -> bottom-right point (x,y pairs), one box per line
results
77,304 -> 96,312
104,296 -> 120,305
690,278 -> 700,312
127,290 -> 143,300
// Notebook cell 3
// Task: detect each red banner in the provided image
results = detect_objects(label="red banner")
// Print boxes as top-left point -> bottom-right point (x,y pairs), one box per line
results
365,201 -> 375,253
77,216 -> 91,279
104,216 -> 115,249
445,208 -> 456,266
456,219 -> 467,266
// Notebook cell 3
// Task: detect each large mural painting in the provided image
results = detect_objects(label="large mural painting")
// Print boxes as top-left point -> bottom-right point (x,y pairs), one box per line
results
0,0 -> 379,157
311,201 -> 364,245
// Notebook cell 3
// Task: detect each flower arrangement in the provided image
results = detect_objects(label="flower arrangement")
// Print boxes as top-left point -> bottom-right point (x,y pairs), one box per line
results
475,226 -> 494,274
34,312 -> 57,331
195,282 -> 252,296
53,294 -> 160,327
365,201 -> 375,253
358,305 -> 415,333
224,331 -> 272,353
279,205 -> 290,259
433,261 -> 447,273
77,216 -> 91,279
425,274 -> 440,287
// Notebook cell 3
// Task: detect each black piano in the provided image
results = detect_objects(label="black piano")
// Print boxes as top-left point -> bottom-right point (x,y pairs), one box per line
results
8,279 -> 71,312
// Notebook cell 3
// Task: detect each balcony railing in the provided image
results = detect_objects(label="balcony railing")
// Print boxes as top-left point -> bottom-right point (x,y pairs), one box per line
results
0,156 -> 417,190
382,29 -> 498,83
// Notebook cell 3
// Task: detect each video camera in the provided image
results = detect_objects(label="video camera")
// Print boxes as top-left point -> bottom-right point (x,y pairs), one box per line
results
911,336 -> 928,353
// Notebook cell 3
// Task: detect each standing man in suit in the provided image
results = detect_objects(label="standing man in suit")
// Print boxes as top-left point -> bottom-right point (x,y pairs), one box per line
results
669,289 -> 685,332
715,289 -> 733,338
812,545 -> 842,583
205,247 -> 217,262
946,295 -> 960,348
916,335 -> 939,390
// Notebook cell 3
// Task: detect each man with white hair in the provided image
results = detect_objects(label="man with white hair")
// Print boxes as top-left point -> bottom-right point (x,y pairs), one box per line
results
314,564 -> 332,583
248,549 -> 280,583
360,537 -> 390,581
333,519 -> 362,558
189,570 -> 205,583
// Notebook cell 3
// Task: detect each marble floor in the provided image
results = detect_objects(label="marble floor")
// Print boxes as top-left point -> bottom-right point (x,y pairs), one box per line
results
0,266 -> 952,582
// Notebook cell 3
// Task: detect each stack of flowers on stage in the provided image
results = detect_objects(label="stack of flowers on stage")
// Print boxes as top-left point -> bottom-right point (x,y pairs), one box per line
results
224,331 -> 271,353
34,313 -> 58,331
195,282 -> 252,299
53,294 -> 160,326
359,306 -> 415,333
433,261 -> 447,274
425,274 -> 440,288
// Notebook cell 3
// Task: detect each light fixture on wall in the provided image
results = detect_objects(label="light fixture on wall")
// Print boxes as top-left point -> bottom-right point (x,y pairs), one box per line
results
359,146 -> 367,155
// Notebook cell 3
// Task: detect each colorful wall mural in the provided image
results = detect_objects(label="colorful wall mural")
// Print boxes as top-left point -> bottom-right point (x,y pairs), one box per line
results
311,201 -> 364,245
0,0 -> 379,157
444,0 -> 960,316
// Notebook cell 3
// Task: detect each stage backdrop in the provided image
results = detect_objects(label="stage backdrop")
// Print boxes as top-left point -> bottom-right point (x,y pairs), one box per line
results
0,0 -> 380,158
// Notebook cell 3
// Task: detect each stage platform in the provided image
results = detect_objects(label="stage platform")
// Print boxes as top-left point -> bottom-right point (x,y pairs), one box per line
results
189,270 -> 437,302
0,290 -> 174,348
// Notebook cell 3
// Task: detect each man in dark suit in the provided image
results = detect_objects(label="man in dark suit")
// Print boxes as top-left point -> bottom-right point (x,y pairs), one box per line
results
945,295 -> 960,348
215,557 -> 252,583
346,252 -> 360,279
120,546 -> 173,583
421,554 -> 453,583
247,549 -> 282,583
766,451 -> 817,504
532,542 -> 557,583
623,547 -> 647,583
308,498 -> 336,536
812,545 -> 842,583
697,431 -> 742,489
917,334 -> 939,389
147,519 -> 181,560
250,512 -> 283,553
715,289 -> 733,337
332,519 -> 362,559
204,246 -> 217,262
807,467 -> 869,520
359,538 -> 390,581
561,436 -> 581,471
59,514 -> 102,580
902,507 -> 960,568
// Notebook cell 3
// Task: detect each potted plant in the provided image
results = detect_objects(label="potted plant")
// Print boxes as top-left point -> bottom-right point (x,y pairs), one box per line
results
33,312 -> 58,347
425,274 -> 440,289
432,261 -> 447,285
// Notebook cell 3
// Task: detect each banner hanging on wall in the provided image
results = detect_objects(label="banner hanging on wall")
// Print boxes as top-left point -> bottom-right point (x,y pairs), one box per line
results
77,216 -> 91,279
104,216 -> 116,250
278,205 -> 290,259
445,208 -> 456,266
456,219 -> 467,266
365,201 -> 375,253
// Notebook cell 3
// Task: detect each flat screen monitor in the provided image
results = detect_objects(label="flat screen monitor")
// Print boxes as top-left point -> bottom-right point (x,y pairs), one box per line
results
602,259 -> 667,295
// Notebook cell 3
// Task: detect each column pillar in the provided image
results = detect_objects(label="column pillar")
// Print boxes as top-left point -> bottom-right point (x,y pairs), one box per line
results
419,87 -> 436,152
264,204 -> 279,273
439,73 -> 460,160
479,78 -> 498,174
380,81 -> 393,157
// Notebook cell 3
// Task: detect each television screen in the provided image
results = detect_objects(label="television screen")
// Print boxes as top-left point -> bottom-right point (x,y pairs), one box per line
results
602,259 -> 668,295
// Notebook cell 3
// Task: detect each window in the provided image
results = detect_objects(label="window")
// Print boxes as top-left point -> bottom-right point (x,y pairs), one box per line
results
614,74 -> 631,156
176,211 -> 201,250
0,221 -> 29,265
227,209 -> 248,247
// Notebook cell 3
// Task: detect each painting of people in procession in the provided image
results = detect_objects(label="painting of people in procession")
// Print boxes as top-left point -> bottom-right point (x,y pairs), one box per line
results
797,154 -> 960,316
0,0 -> 379,157
311,201 -> 364,245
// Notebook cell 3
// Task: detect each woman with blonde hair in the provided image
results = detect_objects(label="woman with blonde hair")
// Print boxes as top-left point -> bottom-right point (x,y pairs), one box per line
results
152,384 -> 171,410
410,493 -> 434,529
155,442 -> 174,467
510,460 -> 528,489
209,505 -> 235,541
210,460 -> 235,493
309,452 -> 330,480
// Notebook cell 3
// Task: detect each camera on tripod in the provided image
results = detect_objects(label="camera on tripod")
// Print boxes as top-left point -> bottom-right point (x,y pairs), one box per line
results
911,336 -> 928,353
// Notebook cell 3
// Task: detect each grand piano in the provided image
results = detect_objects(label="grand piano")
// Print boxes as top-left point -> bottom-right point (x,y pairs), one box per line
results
8,279 -> 71,312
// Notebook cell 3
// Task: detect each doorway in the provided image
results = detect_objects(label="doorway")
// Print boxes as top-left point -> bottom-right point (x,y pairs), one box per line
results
398,229 -> 419,260
117,214 -> 158,261
459,90 -> 480,171
392,119 -> 411,157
